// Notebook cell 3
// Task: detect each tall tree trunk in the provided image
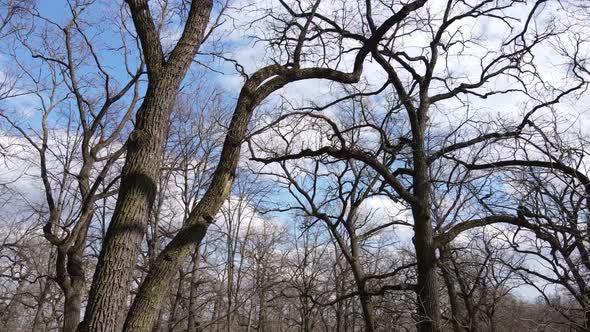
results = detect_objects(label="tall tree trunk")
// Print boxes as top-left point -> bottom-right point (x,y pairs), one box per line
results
55,236 -> 86,332
413,193 -> 441,332
63,246 -> 86,332
335,301 -> 343,332
357,287 -> 375,332
440,247 -> 464,332
81,83 -> 180,331
413,125 -> 441,332
79,1 -> 213,331
348,257 -> 374,332
122,95 -> 257,332
63,287 -> 83,332
349,235 -> 374,332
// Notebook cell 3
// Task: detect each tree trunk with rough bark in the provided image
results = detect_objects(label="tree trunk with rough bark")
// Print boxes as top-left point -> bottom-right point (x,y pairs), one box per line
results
62,229 -> 87,332
413,124 -> 441,332
79,1 -> 213,331
63,285 -> 83,332
80,82 -> 179,332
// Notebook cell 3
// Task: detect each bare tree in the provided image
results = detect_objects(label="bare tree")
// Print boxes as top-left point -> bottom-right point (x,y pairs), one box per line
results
119,0 -> 418,329
250,1 -> 586,331
0,1 -> 144,330
438,231 -> 521,332
254,150 -> 416,331
79,1 -> 218,330
482,129 -> 590,330
1,1 -> 590,332
281,221 -> 331,332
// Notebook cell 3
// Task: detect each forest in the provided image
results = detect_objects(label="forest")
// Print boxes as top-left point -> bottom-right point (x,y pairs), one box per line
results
0,0 -> 589,331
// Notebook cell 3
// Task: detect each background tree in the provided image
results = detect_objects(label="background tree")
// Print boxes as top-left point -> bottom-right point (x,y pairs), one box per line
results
0,1 -> 142,330
249,1 -> 587,331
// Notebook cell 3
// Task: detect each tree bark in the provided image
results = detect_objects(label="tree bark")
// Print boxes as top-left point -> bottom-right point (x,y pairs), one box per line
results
357,285 -> 375,332
55,232 -> 87,332
80,83 -> 177,332
63,231 -> 88,332
79,1 -> 213,331
63,285 -> 83,332
413,124 -> 441,332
